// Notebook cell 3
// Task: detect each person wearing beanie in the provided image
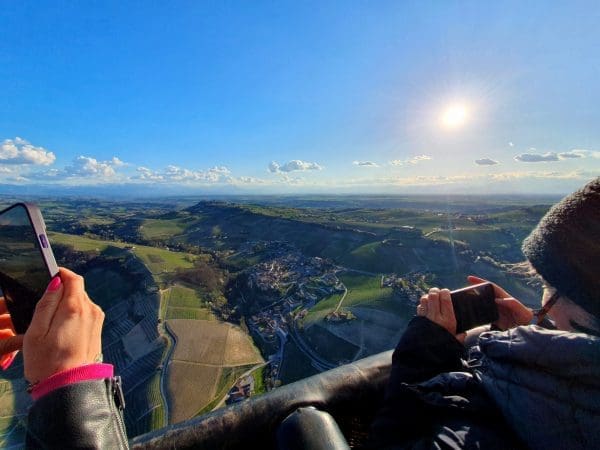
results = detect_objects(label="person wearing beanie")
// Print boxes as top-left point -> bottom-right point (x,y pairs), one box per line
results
369,177 -> 600,450
522,177 -> 600,332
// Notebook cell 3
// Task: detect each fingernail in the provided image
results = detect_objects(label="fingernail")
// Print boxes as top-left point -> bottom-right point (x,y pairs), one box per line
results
0,351 -> 17,370
47,276 -> 62,292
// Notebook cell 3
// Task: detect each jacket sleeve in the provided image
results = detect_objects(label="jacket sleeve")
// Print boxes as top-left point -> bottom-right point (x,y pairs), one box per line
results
26,377 -> 129,450
388,316 -> 466,385
367,316 -> 466,448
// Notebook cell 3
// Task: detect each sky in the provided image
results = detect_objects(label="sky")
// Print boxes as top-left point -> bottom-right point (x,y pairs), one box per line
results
1,1 -> 599,196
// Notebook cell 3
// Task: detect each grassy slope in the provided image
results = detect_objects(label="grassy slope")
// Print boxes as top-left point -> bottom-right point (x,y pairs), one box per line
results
140,219 -> 187,240
163,284 -> 216,321
50,231 -> 196,277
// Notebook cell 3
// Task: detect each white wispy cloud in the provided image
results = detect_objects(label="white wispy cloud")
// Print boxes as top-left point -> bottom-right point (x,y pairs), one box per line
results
514,152 -> 559,162
1,137 -> 56,165
514,148 -> 597,163
329,170 -> 597,190
236,176 -> 268,185
353,161 -> 379,167
488,169 -> 598,181
558,150 -> 585,159
268,160 -> 323,173
390,155 -> 432,166
565,149 -> 600,159
137,165 -> 232,183
475,158 -> 499,166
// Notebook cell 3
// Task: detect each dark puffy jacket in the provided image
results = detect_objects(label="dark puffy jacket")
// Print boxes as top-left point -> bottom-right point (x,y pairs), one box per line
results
368,316 -> 600,449
26,376 -> 129,449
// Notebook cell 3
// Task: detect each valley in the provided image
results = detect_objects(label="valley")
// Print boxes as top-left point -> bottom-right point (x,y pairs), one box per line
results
0,194 -> 553,444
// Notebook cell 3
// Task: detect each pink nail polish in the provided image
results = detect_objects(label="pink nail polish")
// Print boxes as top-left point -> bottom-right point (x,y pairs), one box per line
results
0,351 -> 17,370
47,277 -> 62,292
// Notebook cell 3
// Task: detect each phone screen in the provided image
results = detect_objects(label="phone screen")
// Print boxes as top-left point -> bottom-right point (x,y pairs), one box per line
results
0,204 -> 55,333
451,282 -> 499,333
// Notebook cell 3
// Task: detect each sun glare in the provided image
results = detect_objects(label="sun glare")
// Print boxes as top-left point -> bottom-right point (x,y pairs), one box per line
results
441,103 -> 469,130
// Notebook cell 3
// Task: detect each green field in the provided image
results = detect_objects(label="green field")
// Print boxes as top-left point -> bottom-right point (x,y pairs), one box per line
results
49,231 -> 112,252
304,293 -> 343,325
50,232 -> 197,279
132,246 -> 195,275
167,285 -> 205,308
427,228 -> 518,256
251,364 -> 267,396
146,373 -> 167,430
305,273 -> 394,325
302,324 -> 359,364
163,284 -> 215,321
140,219 -> 187,241
340,273 -> 393,307
279,340 -> 319,385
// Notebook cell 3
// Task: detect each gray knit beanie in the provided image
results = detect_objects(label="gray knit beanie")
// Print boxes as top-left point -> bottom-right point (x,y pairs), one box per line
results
522,177 -> 600,319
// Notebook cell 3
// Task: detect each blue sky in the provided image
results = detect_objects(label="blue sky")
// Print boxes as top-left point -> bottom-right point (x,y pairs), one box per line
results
1,1 -> 599,195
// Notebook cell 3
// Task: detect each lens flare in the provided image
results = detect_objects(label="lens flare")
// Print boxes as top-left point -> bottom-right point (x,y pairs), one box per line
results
441,103 -> 469,130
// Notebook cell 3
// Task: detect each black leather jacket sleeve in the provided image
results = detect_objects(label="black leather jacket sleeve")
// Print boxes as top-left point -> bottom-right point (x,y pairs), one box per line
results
26,377 -> 129,449
367,317 -> 466,448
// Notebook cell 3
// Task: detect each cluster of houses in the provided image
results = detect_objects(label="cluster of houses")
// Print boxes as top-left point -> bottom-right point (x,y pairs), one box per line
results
225,375 -> 255,405
381,272 -> 431,304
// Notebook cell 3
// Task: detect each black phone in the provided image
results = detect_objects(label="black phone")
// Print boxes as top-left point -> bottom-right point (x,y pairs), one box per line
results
450,282 -> 499,333
0,203 -> 59,334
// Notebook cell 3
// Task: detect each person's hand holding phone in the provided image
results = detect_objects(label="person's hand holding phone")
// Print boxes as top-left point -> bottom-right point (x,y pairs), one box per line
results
467,275 -> 533,330
23,268 -> 104,385
417,288 -> 466,343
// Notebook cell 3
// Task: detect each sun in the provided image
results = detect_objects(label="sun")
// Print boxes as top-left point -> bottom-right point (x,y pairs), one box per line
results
441,103 -> 470,130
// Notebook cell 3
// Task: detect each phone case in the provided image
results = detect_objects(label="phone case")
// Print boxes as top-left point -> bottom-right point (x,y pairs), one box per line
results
451,282 -> 499,333
0,203 -> 59,333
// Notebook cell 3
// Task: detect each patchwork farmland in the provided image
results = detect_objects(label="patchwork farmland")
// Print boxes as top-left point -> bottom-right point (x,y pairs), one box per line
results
165,319 -> 264,423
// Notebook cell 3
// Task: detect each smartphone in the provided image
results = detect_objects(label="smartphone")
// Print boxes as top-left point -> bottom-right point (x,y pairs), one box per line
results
0,203 -> 59,334
450,282 -> 499,333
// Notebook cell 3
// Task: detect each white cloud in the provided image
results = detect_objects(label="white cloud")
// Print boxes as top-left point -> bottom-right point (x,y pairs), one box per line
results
514,152 -> 559,162
514,149 -> 598,162
31,155 -> 128,183
134,165 -> 232,184
236,176 -> 268,185
558,150 -> 585,159
390,155 -> 432,166
111,157 -> 125,166
475,158 -> 499,166
353,161 -> 379,167
328,169 -> 598,190
136,166 -> 165,181
0,138 -> 56,165
488,169 -> 597,181
268,160 -> 323,173
65,156 -> 121,178
508,142 -> 514,147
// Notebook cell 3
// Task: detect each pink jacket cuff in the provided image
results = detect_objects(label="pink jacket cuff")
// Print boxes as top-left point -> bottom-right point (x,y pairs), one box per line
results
30,364 -> 114,401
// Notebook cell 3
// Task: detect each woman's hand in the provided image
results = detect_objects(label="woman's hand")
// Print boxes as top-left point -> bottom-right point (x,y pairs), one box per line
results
467,275 -> 533,330
0,298 -> 24,369
23,268 -> 105,384
417,288 -> 466,343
